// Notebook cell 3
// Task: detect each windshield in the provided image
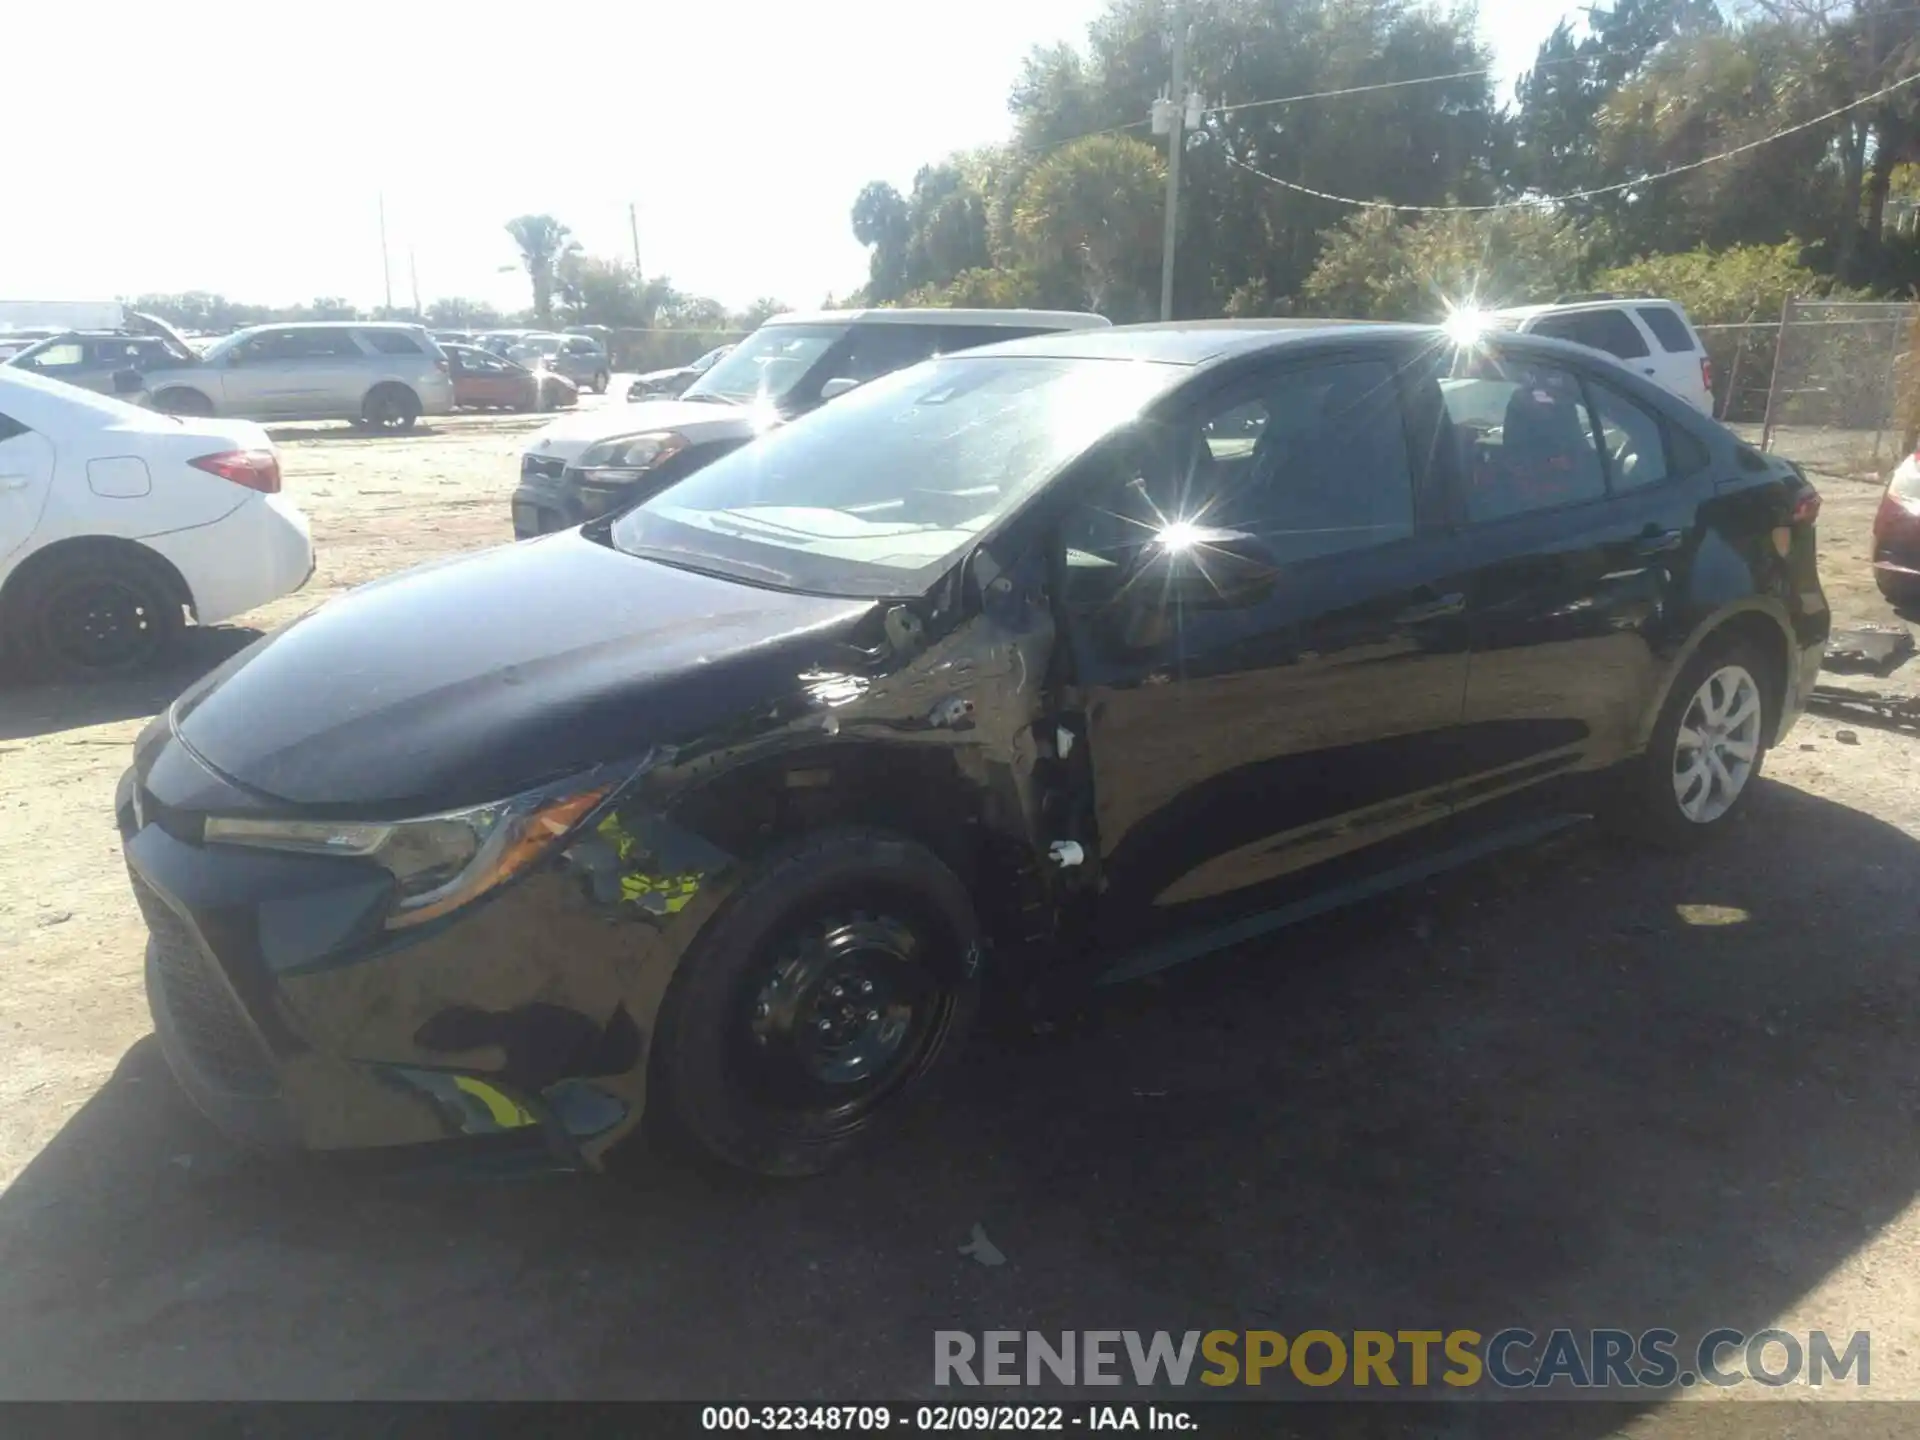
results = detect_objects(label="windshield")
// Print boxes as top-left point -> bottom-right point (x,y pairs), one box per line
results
683,324 -> 848,407
199,331 -> 247,361
611,353 -> 1181,597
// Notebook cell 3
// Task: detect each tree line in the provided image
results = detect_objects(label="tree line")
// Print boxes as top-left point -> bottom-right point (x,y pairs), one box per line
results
843,0 -> 1920,330
126,214 -> 788,370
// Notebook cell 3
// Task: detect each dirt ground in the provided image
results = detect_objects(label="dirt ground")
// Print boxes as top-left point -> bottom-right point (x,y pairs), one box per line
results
2,402 -> 1919,1426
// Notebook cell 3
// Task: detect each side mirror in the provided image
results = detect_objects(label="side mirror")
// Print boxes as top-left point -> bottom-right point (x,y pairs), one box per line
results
818,376 -> 861,401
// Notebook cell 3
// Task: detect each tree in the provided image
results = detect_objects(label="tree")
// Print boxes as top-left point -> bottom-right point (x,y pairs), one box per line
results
556,255 -> 650,328
504,214 -> 581,326
1012,134 -> 1165,318
851,182 -> 913,301
734,297 -> 790,331
1301,208 -> 1588,320
426,297 -> 505,329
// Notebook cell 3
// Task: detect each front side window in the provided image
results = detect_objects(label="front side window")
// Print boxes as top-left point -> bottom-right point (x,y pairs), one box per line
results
1441,356 -> 1606,521
684,324 -> 849,408
23,342 -> 85,370
1061,357 -> 1417,578
611,354 -> 1182,596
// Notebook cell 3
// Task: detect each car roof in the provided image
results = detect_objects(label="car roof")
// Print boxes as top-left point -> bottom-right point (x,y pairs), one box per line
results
236,320 -> 427,333
763,307 -> 1111,331
949,318 -> 1432,366
1491,297 -> 1688,321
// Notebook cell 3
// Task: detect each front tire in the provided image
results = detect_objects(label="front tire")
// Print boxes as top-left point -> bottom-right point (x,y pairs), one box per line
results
591,371 -> 609,395
651,829 -> 982,1177
1613,638 -> 1773,849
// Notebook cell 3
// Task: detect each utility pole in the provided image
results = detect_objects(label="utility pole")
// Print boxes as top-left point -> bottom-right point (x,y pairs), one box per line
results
378,191 -> 393,314
629,202 -> 642,276
1157,5 -> 1187,322
409,248 -> 422,318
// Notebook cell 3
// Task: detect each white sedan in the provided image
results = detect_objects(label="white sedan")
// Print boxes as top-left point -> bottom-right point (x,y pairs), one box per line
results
0,365 -> 313,679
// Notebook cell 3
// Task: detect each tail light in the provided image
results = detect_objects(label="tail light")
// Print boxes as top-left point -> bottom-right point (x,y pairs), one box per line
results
1790,488 -> 1821,526
434,355 -> 450,374
189,449 -> 280,494
1700,355 -> 1713,396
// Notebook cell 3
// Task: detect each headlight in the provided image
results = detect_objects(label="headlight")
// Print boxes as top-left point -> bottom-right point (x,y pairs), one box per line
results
1890,456 -> 1920,506
575,430 -> 688,473
203,772 -> 617,930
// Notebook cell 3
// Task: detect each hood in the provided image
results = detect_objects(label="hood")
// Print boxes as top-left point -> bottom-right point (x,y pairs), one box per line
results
523,396 -> 753,461
635,365 -> 693,384
166,530 -> 876,814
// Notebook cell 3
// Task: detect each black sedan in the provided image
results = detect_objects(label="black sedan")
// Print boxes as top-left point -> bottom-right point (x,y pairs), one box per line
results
118,321 -> 1827,1178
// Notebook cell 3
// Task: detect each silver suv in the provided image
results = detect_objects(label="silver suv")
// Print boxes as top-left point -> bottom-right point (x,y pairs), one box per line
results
142,322 -> 457,430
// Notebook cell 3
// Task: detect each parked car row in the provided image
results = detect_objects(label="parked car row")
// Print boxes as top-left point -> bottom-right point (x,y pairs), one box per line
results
626,343 -> 734,401
108,309 -> 1829,1188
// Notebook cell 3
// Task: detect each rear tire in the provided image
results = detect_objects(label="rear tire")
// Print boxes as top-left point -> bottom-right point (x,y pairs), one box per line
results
362,384 -> 420,432
649,828 -> 982,1178
3,547 -> 184,680
591,371 -> 609,395
1610,637 -> 1774,850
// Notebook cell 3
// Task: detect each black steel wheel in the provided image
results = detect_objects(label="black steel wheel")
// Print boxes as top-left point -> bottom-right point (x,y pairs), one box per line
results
362,384 -> 421,432
8,552 -> 182,679
650,829 -> 981,1177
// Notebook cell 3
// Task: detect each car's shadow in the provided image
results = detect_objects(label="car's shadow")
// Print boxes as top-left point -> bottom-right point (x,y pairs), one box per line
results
1,781 -> 1915,1421
0,626 -> 261,740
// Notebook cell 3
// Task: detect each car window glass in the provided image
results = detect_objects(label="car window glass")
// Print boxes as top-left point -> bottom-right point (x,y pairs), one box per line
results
25,342 -> 84,369
1586,380 -> 1671,492
1062,357 -> 1416,572
835,325 -> 945,383
936,325 -> 1047,354
1636,307 -> 1696,353
361,329 -> 425,356
0,412 -> 27,441
1531,309 -> 1650,360
1441,355 -> 1606,521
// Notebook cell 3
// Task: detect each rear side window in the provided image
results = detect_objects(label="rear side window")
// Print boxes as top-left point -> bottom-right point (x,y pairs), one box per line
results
1531,309 -> 1651,361
361,329 -> 425,356
1585,381 -> 1671,493
1636,307 -> 1697,353
1440,356 -> 1607,521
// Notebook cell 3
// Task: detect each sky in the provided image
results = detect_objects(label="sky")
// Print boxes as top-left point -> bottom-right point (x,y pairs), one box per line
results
6,0 -> 1573,316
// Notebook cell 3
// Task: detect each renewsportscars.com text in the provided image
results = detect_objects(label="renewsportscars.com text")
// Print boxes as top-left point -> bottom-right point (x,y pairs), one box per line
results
934,1328 -> 1870,1391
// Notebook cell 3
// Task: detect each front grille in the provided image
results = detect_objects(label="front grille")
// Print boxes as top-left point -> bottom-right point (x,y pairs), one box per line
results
521,454 -> 565,482
131,872 -> 278,1096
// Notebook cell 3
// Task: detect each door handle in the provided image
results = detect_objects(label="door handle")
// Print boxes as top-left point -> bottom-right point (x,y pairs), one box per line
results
0,473 -> 32,490
1633,527 -> 1684,555
1394,590 -> 1466,624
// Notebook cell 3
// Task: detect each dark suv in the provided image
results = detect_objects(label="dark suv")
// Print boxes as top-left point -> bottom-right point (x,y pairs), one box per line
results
117,321 -> 1826,1179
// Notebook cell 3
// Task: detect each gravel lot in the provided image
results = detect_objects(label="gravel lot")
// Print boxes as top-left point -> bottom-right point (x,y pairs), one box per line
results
2,400 -> 1918,1427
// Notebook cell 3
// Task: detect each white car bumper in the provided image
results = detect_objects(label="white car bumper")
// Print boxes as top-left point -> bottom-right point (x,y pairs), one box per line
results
146,494 -> 315,627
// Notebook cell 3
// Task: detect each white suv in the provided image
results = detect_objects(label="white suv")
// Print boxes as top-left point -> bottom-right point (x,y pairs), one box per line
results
1487,297 -> 1715,415
512,307 -> 1111,538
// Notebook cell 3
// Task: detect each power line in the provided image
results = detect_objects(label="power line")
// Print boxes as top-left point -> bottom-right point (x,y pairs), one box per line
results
1220,65 -> 1920,213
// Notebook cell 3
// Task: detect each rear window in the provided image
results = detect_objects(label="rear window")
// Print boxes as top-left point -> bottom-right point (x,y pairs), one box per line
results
1636,306 -> 1697,353
1530,309 -> 1650,361
361,329 -> 426,356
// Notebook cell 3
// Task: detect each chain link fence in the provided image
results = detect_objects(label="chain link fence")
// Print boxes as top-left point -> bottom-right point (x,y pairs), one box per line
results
1700,299 -> 1919,481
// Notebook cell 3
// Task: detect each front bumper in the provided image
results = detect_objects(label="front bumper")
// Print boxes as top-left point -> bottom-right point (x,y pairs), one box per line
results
117,764 -> 737,1168
1872,492 -> 1920,594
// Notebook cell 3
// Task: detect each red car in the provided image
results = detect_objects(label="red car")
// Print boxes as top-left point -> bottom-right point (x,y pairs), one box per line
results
1874,450 -> 1920,607
444,343 -> 577,412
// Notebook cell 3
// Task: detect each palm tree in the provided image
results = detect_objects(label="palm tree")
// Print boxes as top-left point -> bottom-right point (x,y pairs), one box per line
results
504,214 -> 581,326
1012,135 -> 1164,319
